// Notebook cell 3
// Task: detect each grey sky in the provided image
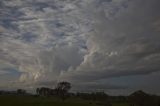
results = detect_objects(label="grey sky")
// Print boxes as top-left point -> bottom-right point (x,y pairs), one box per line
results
0,0 -> 160,95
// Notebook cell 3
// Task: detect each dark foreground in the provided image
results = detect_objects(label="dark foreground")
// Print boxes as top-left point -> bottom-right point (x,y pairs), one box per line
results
0,95 -> 129,106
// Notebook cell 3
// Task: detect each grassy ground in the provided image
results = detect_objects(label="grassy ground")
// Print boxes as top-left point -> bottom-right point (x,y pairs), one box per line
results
112,103 -> 129,106
0,95 -> 129,106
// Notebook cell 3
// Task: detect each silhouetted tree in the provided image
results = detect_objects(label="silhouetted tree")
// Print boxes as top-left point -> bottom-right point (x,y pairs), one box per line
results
37,87 -> 51,96
55,81 -> 71,101
36,87 -> 58,97
17,89 -> 26,95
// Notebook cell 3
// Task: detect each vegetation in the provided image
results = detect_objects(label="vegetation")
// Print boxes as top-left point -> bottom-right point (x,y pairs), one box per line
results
0,96 -> 97,106
36,81 -> 71,101
0,82 -> 160,106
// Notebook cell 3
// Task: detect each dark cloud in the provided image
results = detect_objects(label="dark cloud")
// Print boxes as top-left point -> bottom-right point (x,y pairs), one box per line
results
0,0 -> 160,95
73,81 -> 128,91
59,0 -> 160,92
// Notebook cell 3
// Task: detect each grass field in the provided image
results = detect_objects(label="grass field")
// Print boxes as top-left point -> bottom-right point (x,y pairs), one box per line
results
112,103 -> 129,106
0,95 -> 129,106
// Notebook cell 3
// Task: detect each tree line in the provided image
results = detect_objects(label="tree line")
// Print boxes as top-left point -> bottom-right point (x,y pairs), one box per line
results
0,82 -> 160,106
36,81 -> 71,101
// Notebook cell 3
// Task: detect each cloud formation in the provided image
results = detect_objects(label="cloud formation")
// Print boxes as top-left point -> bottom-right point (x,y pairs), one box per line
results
0,0 -> 160,94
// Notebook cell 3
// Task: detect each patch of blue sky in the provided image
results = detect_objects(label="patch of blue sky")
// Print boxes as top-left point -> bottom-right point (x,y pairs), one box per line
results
20,32 -> 38,43
0,68 -> 22,81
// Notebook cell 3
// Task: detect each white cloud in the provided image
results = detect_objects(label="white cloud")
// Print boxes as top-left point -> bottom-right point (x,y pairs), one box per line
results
59,0 -> 160,83
0,0 -> 160,94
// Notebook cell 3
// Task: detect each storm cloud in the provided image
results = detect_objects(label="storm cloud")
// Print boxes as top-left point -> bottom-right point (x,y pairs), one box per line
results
0,0 -> 160,95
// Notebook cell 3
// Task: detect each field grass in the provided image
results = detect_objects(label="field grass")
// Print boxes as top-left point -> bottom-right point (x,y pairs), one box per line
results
0,95 -> 129,106
0,95 -> 96,106
112,103 -> 129,106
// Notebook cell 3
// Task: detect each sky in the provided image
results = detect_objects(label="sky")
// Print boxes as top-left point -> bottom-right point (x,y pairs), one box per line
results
0,0 -> 160,95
